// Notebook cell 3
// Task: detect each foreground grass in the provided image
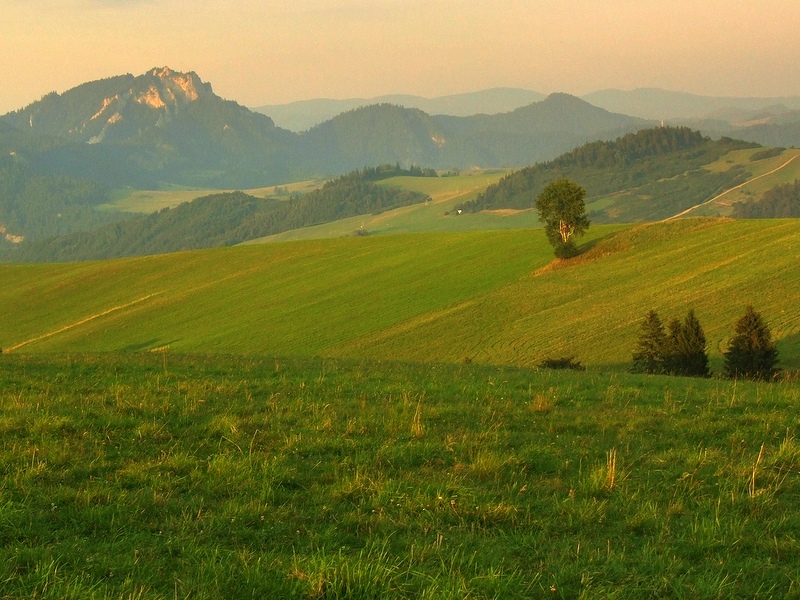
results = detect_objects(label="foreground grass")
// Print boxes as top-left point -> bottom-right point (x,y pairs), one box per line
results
1,353 -> 799,598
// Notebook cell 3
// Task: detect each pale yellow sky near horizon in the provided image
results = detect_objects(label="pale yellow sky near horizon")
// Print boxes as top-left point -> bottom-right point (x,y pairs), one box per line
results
2,0 -> 799,114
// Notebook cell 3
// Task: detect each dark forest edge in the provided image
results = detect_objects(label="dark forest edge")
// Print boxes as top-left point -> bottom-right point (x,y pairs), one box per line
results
2,165 -> 432,262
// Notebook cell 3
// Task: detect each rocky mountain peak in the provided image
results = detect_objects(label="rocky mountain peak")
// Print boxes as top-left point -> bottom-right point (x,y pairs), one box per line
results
137,67 -> 212,108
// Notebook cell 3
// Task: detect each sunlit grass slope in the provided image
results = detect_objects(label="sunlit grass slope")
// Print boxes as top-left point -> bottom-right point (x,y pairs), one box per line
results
246,170 -> 519,243
0,228 -> 559,355
2,219 -> 799,370
101,179 -> 325,213
332,218 -> 800,370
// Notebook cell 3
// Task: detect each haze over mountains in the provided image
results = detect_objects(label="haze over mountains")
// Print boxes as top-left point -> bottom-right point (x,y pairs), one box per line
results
253,88 -> 547,132
5,67 -> 800,192
0,67 -> 655,189
257,86 -> 800,153
257,86 -> 800,134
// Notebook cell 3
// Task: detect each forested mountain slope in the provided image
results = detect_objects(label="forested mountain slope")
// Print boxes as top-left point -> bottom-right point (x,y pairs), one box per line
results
9,167 -> 430,262
457,127 -> 756,222
1,68 -> 650,188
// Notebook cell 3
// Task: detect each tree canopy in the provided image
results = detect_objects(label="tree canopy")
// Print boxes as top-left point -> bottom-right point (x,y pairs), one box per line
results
534,178 -> 589,258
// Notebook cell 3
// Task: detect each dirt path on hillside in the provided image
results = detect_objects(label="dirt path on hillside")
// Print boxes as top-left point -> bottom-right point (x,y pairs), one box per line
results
663,152 -> 800,221
6,293 -> 163,352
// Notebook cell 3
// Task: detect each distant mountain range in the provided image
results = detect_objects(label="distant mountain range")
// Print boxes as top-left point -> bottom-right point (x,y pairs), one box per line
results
583,88 -> 800,122
254,86 -> 800,133
0,68 -> 652,188
253,88 -> 547,132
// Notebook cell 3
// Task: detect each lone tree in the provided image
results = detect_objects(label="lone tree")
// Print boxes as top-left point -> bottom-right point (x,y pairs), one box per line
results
631,310 -> 667,374
724,306 -> 780,380
535,178 -> 590,258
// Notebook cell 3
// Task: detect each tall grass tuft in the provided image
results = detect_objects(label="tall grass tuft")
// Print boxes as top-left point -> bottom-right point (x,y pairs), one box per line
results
410,393 -> 425,439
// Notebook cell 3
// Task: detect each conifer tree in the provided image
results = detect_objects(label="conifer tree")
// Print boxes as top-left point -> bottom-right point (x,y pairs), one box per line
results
676,309 -> 710,377
631,310 -> 666,374
662,310 -> 709,377
662,317 -> 683,375
724,306 -> 780,380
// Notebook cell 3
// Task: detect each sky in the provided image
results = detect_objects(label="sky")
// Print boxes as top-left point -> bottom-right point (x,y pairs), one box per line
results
2,0 -> 800,114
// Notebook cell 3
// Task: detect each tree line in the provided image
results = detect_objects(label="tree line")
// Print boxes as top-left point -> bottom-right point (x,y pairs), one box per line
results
0,158 -> 122,247
731,179 -> 800,218
632,306 -> 780,381
9,167 -> 431,262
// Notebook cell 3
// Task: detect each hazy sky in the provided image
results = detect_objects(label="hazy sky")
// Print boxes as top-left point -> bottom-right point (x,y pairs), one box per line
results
2,0 -> 800,113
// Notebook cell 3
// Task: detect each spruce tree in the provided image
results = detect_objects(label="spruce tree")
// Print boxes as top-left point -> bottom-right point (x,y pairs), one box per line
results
662,310 -> 709,377
676,309 -> 710,377
662,317 -> 683,375
724,306 -> 780,380
632,310 -> 666,374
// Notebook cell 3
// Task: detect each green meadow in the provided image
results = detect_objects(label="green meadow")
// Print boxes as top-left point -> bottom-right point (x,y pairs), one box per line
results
3,219 -> 799,371
2,217 -> 800,598
1,353 -> 799,598
101,179 -> 326,214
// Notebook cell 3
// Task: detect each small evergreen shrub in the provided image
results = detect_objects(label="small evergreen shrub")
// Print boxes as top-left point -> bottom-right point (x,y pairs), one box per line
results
537,356 -> 585,371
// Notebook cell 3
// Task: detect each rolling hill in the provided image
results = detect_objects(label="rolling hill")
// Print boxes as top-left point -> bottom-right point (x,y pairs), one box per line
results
253,87 -> 547,132
2,218 -> 799,372
299,94 -> 652,173
7,126 -> 800,261
8,166 -> 431,262
456,127 -> 767,222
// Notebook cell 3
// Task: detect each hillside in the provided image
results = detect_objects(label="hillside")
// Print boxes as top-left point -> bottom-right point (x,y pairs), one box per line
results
253,87 -> 546,131
9,166 -> 431,262
2,219 -> 798,372
457,127 -> 759,222
301,94 -> 651,172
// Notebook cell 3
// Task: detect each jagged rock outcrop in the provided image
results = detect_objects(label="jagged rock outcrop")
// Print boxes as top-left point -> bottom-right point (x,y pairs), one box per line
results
5,67 -> 218,144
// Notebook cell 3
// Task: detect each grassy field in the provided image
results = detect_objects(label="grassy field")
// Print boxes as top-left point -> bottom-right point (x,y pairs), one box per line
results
1,353 -> 799,598
3,212 -> 800,598
2,219 -> 799,372
101,179 -> 326,214
100,170 -> 509,218
244,170 -> 517,243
